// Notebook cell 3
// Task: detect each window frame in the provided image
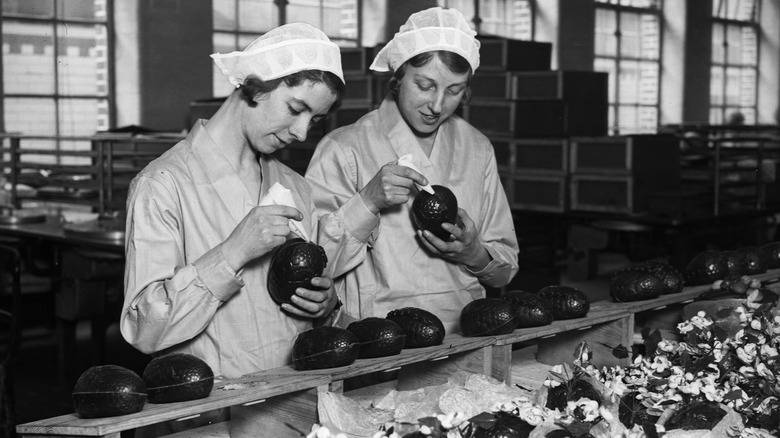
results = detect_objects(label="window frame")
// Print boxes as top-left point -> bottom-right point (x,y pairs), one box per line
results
709,0 -> 761,125
438,0 -> 535,40
212,0 -> 361,97
1,1 -> 116,140
594,0 -> 663,135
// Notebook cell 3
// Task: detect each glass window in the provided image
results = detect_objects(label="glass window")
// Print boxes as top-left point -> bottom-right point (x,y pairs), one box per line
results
213,0 -> 359,97
1,0 -> 111,157
594,0 -> 662,135
710,0 -> 759,124
438,0 -> 534,40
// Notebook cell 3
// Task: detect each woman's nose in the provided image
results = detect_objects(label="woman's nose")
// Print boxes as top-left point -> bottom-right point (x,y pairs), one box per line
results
428,91 -> 444,114
289,118 -> 309,142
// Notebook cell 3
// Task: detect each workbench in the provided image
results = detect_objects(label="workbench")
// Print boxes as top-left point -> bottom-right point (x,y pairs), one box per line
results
17,270 -> 780,438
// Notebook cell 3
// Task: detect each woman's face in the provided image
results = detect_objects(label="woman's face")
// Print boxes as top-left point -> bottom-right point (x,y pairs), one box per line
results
244,80 -> 336,154
396,55 -> 470,137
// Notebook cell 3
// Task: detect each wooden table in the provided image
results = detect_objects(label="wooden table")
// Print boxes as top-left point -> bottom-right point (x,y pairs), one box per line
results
0,213 -> 125,379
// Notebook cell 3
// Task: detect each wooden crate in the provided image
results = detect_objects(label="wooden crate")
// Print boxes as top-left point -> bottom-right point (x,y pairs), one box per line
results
464,100 -> 608,138
491,137 -> 568,174
514,138 -> 568,174
471,72 -> 513,100
570,135 -> 680,175
509,70 -> 608,104
570,172 -> 680,214
476,36 -> 552,71
507,174 -> 567,212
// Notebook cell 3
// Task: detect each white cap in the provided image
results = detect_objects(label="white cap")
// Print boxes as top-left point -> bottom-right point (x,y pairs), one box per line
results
370,7 -> 480,73
211,23 -> 345,88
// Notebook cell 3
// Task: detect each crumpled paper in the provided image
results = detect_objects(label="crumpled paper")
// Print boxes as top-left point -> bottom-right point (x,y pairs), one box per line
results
318,371 -> 533,437
318,391 -> 394,438
258,182 -> 309,241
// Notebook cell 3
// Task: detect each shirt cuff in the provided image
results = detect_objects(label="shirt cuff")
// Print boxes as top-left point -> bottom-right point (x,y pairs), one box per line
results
338,194 -> 380,243
193,245 -> 245,301
464,245 -> 501,279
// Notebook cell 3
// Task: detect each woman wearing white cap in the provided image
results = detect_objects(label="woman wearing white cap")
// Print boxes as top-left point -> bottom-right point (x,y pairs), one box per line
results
306,7 -> 519,379
122,23 -> 352,436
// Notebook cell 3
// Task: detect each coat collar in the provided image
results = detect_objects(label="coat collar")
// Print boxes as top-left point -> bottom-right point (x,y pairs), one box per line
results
376,96 -> 455,186
189,120 -> 271,225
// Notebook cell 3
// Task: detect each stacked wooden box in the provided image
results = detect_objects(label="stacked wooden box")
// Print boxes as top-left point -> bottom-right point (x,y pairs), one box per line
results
568,134 -> 681,214
462,36 -> 608,214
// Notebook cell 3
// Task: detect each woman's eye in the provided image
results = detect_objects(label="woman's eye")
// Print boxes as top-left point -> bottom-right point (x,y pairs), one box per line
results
288,105 -> 302,116
417,83 -> 433,92
448,87 -> 464,96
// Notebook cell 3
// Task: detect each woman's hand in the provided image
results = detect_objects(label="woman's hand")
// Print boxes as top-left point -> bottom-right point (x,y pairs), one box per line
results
221,204 -> 302,271
417,208 -> 491,271
281,276 -> 337,319
359,161 -> 428,215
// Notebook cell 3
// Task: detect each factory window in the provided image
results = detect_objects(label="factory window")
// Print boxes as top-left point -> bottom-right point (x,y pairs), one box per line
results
213,0 -> 359,97
1,0 -> 112,161
710,0 -> 759,125
594,0 -> 662,135
438,0 -> 534,40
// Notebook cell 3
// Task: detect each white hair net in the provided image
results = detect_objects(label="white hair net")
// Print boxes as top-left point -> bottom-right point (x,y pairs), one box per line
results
211,23 -> 345,87
370,7 -> 480,73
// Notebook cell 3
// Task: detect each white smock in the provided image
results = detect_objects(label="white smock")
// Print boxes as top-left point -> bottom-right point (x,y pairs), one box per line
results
122,120 -> 327,377
306,96 -> 520,334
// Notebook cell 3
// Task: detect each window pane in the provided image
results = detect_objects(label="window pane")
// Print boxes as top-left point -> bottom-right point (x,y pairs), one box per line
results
595,57 -> 617,106
724,66 -> 742,105
619,12 -> 640,58
639,13 -> 659,59
726,25 -> 743,65
714,0 -> 758,21
710,66 -> 724,105
287,0 -> 321,28
740,26 -> 757,65
57,23 -> 109,96
712,23 -> 725,64
618,105 -> 637,134
57,0 -> 105,21
59,98 -> 104,136
738,67 -> 756,106
238,0 -> 276,32
618,60 -> 640,104
710,107 -> 723,124
638,61 -> 658,105
5,98 -> 56,135
2,0 -> 54,18
638,106 -> 657,132
3,21 -> 55,94
477,0 -> 532,40
214,0 -> 237,30
595,9 -> 617,56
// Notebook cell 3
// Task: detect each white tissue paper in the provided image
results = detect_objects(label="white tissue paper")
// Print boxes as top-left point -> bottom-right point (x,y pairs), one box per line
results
397,154 -> 435,194
258,182 -> 310,241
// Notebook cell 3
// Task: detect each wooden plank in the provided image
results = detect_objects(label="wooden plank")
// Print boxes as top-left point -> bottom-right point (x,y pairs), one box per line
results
241,334 -> 497,383
494,306 -> 631,346
16,374 -> 328,437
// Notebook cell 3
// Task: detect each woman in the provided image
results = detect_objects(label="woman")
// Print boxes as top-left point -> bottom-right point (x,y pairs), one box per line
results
306,7 -> 519,384
122,23 -> 350,436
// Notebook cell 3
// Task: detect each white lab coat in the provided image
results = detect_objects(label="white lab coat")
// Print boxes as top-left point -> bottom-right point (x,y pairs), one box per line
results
306,96 -> 520,334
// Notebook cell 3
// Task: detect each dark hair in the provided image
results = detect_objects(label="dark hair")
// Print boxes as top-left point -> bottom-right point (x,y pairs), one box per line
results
387,51 -> 473,105
238,70 -> 345,113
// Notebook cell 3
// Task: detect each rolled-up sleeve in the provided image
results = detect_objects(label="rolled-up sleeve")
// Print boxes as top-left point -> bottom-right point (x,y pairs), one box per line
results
121,175 -> 244,354
307,136 -> 380,278
467,144 -> 519,288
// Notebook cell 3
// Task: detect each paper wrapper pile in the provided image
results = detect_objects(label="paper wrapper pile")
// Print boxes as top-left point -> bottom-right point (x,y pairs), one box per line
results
318,371 -> 532,437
